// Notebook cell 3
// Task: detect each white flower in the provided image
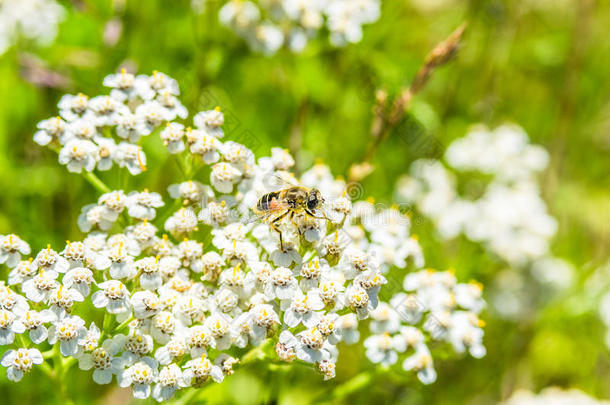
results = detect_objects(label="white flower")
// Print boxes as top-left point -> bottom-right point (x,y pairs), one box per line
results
153,363 -> 188,402
270,245 -> 302,267
168,180 -> 211,203
116,111 -> 140,142
155,335 -> 189,365
204,313 -> 233,350
160,123 -> 186,154
107,245 -> 136,280
1,348 -> 43,382
174,295 -> 205,326
67,117 -> 98,140
135,71 -> 179,100
157,255 -> 182,280
390,293 -> 424,325
103,69 -> 136,101
135,257 -> 162,291
0,286 -> 29,316
0,309 -> 26,345
221,141 -> 254,170
164,207 -> 198,235
58,93 -> 89,122
77,204 -> 116,232
364,333 -> 405,367
402,345 -> 437,385
21,310 -> 55,344
354,269 -> 386,308
48,285 -> 84,317
157,90 -> 188,121
336,314 -> 360,344
188,129 -> 222,163
344,284 -> 372,319
115,142 -> 148,175
58,139 -> 98,173
338,246 -> 371,280
447,311 -> 486,359
118,357 -> 159,399
126,190 -> 164,220
250,304 -> 279,343
7,260 -> 37,285
287,329 -> 329,364
122,330 -> 154,363
32,245 -> 70,274
211,162 -> 242,193
183,354 -> 224,384
127,221 -> 159,249
34,116 -> 66,146
61,240 -> 110,270
150,312 -> 181,345
269,147 -> 295,170
318,359 -> 336,380
299,258 -> 329,291
48,315 -> 88,356
199,200 -> 230,227
135,100 -> 169,135
454,282 -> 485,314
79,322 -> 101,352
281,289 -> 324,328
62,267 -> 94,298
265,267 -> 298,301
92,280 -> 131,315
369,302 -> 401,334
193,108 -> 224,138
131,291 -> 161,319
78,335 -> 125,384
22,271 -> 59,303
0,234 -> 30,268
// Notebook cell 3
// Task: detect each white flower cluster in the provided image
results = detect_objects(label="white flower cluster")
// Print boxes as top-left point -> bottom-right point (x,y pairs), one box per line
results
33,70 -> 206,175
0,0 -> 65,55
364,269 -> 485,384
396,124 -> 558,267
501,387 -> 610,405
219,0 -> 381,54
14,69 -> 487,399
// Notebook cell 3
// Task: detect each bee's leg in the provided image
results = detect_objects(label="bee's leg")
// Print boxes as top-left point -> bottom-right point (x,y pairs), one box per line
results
289,211 -> 302,235
271,211 -> 289,251
305,208 -> 329,221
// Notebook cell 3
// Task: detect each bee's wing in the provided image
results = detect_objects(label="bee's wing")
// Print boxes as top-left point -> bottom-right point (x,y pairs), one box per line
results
242,212 -> 270,225
261,171 -> 300,191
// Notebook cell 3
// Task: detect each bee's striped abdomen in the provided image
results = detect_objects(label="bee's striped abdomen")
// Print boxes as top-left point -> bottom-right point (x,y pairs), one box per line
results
257,191 -> 280,212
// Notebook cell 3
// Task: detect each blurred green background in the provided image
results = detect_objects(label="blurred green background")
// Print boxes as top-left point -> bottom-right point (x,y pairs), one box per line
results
1,0 -> 609,403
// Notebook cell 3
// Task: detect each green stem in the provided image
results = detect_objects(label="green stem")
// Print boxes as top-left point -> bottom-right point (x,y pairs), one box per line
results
174,154 -> 188,178
100,312 -> 112,340
113,315 -> 135,333
38,360 -> 54,377
18,333 -> 29,348
83,172 -> 112,194
36,322 -> 76,402
53,344 -> 63,377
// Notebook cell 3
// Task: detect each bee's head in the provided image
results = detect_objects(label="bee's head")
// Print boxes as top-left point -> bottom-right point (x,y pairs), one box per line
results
307,189 -> 323,211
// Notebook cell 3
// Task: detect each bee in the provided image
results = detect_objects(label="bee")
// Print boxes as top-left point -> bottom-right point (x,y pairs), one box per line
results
250,176 -> 328,250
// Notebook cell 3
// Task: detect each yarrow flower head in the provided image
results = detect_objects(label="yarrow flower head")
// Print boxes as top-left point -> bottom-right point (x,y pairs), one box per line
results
0,68 -> 488,400
219,0 -> 381,54
0,0 -> 65,56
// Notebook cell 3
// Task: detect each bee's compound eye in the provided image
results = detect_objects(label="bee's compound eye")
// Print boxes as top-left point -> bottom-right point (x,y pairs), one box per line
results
307,194 -> 318,210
